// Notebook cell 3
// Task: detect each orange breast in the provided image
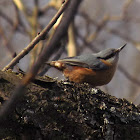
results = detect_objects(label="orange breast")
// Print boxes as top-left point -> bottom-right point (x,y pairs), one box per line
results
63,65 -> 116,86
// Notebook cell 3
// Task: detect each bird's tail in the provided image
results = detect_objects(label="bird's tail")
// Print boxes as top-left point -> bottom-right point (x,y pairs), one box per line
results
45,61 -> 65,70
45,62 -> 51,66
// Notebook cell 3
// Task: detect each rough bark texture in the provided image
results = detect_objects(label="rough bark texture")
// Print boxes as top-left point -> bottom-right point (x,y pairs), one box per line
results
0,70 -> 140,140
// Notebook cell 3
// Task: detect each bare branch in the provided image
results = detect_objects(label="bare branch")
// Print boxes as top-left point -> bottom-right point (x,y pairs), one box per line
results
0,0 -> 82,121
2,0 -> 70,71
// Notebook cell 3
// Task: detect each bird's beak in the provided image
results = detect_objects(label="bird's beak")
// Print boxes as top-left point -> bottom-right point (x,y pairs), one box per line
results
116,44 -> 126,53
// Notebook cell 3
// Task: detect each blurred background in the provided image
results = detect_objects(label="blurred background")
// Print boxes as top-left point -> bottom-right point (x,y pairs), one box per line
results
0,0 -> 140,104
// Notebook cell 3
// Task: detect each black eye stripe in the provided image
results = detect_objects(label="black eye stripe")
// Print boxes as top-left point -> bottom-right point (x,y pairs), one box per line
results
104,52 -> 116,60
97,52 -> 116,60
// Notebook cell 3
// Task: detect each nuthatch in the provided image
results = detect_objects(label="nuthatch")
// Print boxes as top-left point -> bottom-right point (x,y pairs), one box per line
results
47,44 -> 126,86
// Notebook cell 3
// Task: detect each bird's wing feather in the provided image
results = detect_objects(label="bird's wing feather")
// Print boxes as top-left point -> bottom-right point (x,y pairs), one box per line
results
59,59 -> 89,67
59,57 -> 109,71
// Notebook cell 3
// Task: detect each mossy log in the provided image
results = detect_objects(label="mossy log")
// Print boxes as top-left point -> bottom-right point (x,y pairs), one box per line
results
0,70 -> 140,140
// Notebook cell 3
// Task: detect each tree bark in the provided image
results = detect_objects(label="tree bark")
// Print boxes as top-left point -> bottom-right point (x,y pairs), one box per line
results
0,70 -> 140,140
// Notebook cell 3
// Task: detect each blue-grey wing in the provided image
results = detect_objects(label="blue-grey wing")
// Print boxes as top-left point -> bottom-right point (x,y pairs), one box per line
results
58,54 -> 109,71
89,60 -> 109,70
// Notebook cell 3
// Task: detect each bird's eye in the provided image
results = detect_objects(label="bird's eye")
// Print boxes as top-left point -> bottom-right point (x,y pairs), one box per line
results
97,50 -> 117,60
97,56 -> 101,59
104,52 -> 116,60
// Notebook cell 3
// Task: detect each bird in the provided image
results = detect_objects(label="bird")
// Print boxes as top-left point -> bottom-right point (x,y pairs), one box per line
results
46,44 -> 126,86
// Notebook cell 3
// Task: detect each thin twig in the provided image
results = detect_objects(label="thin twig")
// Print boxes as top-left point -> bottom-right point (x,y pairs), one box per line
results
86,15 -> 109,43
67,22 -> 77,57
79,11 -> 140,51
0,9 -> 24,33
12,1 -> 28,34
39,46 -> 65,76
0,0 -> 83,121
2,0 -> 69,71
0,26 -> 16,58
23,0 -> 81,82
29,0 -> 40,67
